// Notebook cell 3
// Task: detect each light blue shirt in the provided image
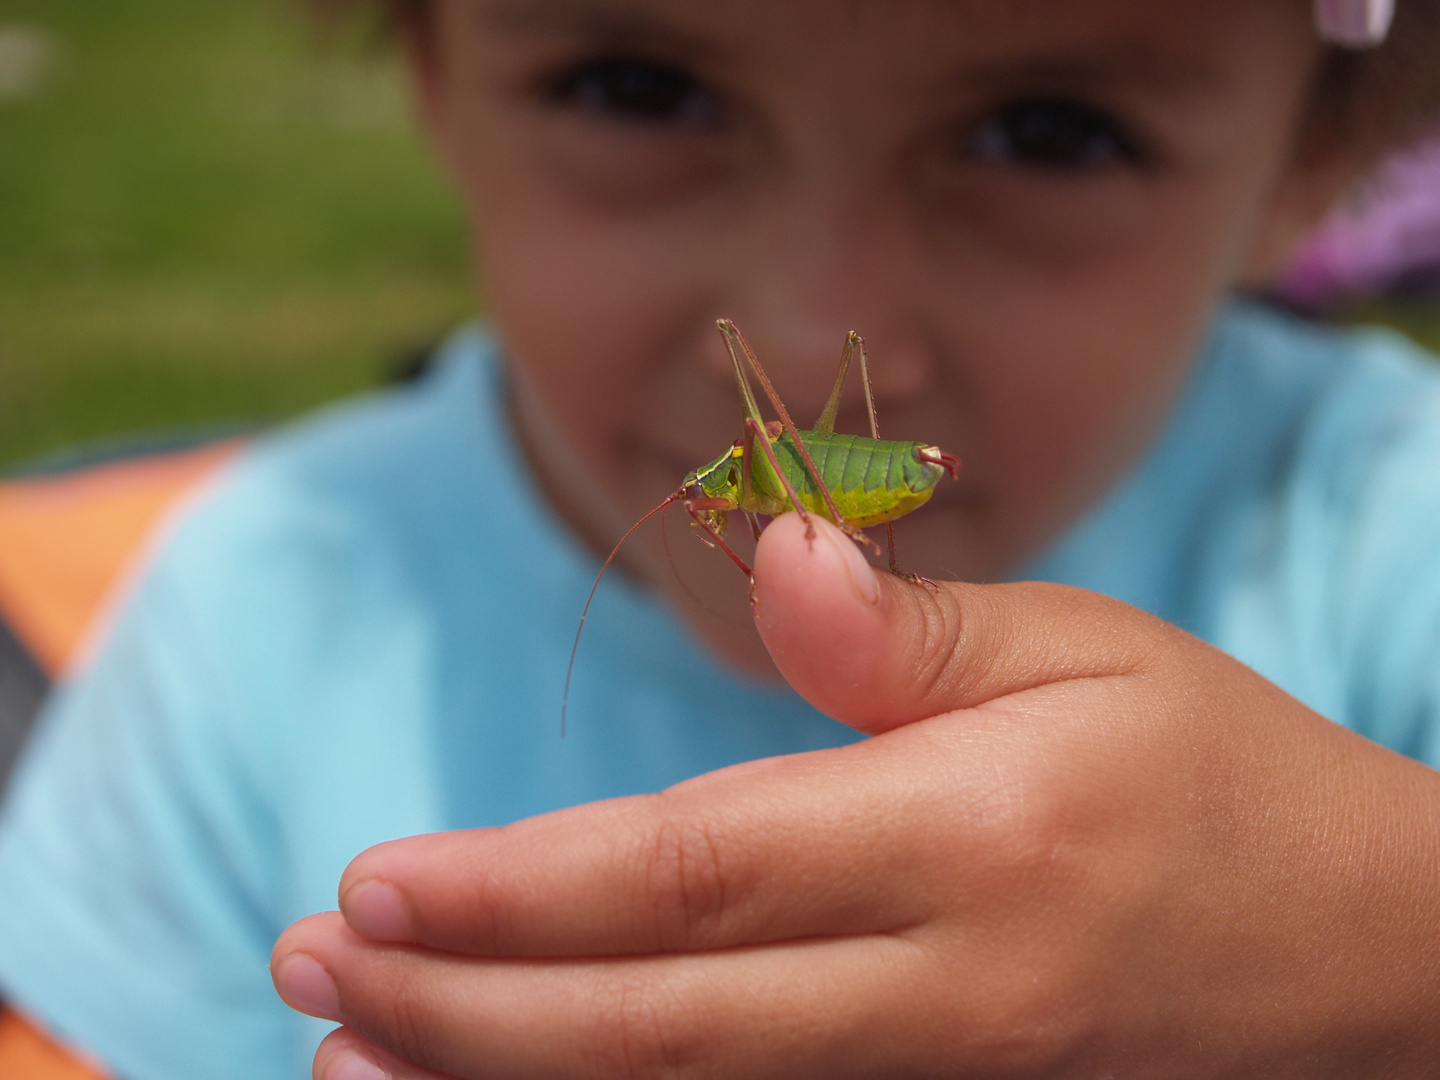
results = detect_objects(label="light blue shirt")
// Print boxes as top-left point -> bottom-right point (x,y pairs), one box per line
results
1,303 -> 1438,1078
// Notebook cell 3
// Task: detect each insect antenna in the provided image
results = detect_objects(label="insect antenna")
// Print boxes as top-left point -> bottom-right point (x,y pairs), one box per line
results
562,489 -> 683,738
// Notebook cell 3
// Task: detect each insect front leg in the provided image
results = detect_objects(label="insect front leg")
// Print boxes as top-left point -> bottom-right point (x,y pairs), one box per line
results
720,321 -> 878,555
684,497 -> 753,577
743,417 -> 815,538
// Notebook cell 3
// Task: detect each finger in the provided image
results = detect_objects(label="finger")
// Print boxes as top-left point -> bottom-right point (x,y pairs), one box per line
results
276,913 -> 951,1080
750,511 -> 1168,733
313,1026 -> 459,1080
334,727 -> 978,955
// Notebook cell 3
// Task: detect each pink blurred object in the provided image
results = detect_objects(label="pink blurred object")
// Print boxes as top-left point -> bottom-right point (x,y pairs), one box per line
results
1315,0 -> 1395,46
1278,133 -> 1440,308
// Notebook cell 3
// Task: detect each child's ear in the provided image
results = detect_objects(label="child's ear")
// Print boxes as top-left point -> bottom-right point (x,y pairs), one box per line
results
1237,110 -> 1372,288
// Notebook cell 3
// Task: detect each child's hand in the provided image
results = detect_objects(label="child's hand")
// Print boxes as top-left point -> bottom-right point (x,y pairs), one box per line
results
272,513 -> 1440,1080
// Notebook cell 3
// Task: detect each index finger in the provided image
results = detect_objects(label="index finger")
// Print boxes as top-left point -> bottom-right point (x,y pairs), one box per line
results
336,720 -> 992,957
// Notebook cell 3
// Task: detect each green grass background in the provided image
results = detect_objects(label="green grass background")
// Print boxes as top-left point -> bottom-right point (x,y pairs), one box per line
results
0,0 -> 474,469
0,1 -> 1436,471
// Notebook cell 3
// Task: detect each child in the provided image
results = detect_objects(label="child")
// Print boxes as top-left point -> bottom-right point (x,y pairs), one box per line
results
4,0 -> 1440,1076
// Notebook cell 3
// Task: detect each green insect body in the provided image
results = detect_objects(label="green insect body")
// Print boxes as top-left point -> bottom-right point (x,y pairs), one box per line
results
686,429 -> 951,534
562,318 -> 960,733
679,319 -> 958,563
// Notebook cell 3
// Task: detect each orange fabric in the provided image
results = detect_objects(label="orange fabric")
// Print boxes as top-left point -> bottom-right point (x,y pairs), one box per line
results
0,1009 -> 108,1080
0,440 -> 245,675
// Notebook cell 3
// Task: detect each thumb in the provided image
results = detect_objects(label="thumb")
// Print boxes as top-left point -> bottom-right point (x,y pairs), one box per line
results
751,513 -> 1161,734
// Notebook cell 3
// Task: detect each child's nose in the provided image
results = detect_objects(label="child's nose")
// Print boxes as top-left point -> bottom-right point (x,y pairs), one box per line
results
780,314 -> 927,392
728,202 -> 935,409
701,314 -> 932,428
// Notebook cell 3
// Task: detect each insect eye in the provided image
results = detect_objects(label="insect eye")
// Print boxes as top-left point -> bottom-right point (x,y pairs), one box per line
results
546,56 -> 719,127
968,99 -> 1140,170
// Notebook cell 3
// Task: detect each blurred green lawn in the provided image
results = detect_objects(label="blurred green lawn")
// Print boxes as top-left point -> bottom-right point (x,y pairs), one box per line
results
0,0 -> 474,469
0,2 -> 1436,472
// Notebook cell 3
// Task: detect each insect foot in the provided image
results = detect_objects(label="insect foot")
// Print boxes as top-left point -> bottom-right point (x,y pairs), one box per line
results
840,522 -> 883,557
892,569 -> 942,591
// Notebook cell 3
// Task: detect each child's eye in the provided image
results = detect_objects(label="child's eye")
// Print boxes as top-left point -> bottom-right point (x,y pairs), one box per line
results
968,99 -> 1141,170
546,57 -> 719,127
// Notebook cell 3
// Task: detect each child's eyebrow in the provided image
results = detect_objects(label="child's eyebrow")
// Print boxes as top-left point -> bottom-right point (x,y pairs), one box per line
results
475,0 -> 721,54
476,1 -> 1231,108
949,46 -> 1228,104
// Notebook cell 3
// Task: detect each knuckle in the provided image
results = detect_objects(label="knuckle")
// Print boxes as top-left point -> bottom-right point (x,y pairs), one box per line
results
957,761 -> 1091,888
460,862 -> 507,953
945,786 -> 1119,1057
967,801 -> 1061,887
952,960 -> 1095,1072
365,976 -> 442,1072
911,926 -> 1096,1073
590,978 -> 694,1080
636,808 -> 735,952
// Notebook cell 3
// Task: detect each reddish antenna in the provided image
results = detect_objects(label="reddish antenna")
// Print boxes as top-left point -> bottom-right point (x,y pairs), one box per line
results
561,489 -> 683,737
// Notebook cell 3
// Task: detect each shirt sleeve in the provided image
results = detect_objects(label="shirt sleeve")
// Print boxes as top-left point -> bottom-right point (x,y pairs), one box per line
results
1336,367 -> 1440,769
1209,320 -> 1440,768
0,348 -> 506,1080
0,533 -> 331,1080
0,437 -> 448,1080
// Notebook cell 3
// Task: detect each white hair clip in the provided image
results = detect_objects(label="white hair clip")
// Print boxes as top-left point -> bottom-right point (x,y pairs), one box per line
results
1316,0 -> 1395,46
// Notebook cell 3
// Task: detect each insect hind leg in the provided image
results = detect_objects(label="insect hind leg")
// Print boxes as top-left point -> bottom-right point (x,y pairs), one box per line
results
744,417 -> 880,555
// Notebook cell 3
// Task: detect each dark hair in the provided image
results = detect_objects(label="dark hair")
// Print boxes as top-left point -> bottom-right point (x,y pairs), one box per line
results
306,0 -> 429,39
1310,0 -> 1440,167
314,0 -> 1440,165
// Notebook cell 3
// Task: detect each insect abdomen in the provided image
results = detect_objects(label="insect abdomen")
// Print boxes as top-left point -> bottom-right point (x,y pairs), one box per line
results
767,432 -> 945,528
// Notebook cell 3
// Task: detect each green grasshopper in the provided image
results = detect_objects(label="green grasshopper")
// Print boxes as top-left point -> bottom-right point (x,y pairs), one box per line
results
562,318 -> 960,732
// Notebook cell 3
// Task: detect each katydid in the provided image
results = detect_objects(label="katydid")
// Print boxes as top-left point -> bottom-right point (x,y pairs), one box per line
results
561,318 -> 960,733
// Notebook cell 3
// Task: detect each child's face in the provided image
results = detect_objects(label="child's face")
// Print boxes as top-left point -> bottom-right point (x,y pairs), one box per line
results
417,0 -> 1329,670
